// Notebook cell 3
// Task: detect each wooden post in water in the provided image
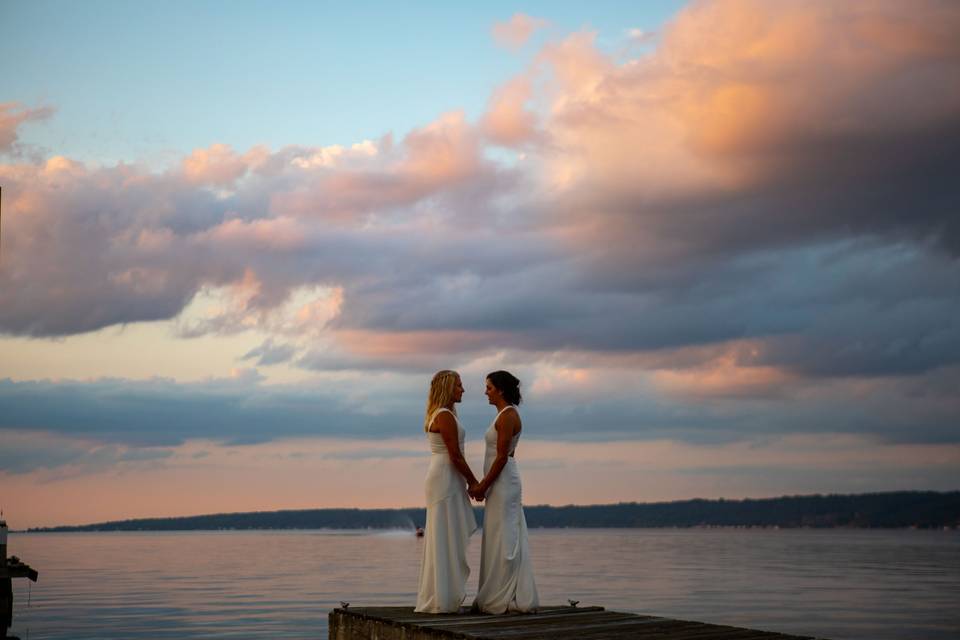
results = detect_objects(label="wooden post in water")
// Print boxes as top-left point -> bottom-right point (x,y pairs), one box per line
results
1,517 -> 39,640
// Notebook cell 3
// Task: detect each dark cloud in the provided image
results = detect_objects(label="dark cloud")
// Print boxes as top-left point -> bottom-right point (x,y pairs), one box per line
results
0,430 -> 173,475
1,362 -> 956,468
0,376 -> 407,447
0,0 -> 958,424
240,339 -> 298,366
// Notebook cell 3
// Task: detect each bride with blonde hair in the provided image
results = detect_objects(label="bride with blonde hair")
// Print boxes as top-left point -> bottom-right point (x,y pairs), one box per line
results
415,370 -> 481,613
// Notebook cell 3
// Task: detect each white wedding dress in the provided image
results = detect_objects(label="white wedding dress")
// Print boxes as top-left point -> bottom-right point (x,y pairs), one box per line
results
474,405 -> 539,613
415,408 -> 479,613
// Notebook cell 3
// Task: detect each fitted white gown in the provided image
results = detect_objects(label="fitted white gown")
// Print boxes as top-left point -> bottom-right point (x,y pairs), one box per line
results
474,405 -> 539,613
415,408 -> 479,613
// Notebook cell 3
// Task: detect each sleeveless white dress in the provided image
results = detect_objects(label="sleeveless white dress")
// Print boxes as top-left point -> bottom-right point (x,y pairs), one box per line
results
474,405 -> 539,613
415,408 -> 479,613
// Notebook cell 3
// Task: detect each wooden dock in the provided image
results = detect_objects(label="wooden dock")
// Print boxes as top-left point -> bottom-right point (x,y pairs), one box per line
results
329,605 -> 827,639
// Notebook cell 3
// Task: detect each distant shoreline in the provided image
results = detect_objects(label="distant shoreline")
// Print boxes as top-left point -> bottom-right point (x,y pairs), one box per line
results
24,490 -> 960,532
16,525 -> 959,534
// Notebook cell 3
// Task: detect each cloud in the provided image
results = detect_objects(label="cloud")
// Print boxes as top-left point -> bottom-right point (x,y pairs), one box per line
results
0,102 -> 55,154
0,375 -> 411,447
492,13 -> 548,50
2,356 -> 957,454
241,339 -> 298,366
625,28 -> 657,45
0,429 -> 173,475
1,0 -> 958,435
480,77 -> 540,147
181,143 -> 251,186
0,109 -> 519,338
536,0 -> 960,260
5,430 -> 958,529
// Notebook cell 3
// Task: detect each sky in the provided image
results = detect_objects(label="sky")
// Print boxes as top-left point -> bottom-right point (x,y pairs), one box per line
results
1,0 -> 958,529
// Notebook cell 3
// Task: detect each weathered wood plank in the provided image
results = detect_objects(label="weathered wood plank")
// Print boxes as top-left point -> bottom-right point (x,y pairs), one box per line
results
329,606 -> 828,640
429,610 -> 635,630
453,617 -> 701,639
437,614 -> 644,638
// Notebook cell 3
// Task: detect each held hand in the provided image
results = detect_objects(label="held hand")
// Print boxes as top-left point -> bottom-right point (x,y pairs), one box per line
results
469,483 -> 486,501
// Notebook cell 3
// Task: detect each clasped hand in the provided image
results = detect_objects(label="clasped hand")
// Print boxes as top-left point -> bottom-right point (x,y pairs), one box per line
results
468,483 -> 486,502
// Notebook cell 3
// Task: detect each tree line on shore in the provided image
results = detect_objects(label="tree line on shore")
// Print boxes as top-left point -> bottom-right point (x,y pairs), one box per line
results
28,490 -> 959,532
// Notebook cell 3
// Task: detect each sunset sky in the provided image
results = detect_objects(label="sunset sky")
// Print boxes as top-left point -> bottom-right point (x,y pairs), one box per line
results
2,0 -> 958,529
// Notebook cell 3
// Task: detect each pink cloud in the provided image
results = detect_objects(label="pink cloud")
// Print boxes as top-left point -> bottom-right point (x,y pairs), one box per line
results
4,431 -> 958,528
272,112 -> 489,220
481,77 -> 540,147
1,0 -> 957,398
297,328 -> 514,372
535,0 -> 960,185
492,13 -> 548,50
503,0 -> 960,279
657,0 -> 960,160
198,217 -> 309,252
2,2 -> 958,523
0,105 -> 504,337
0,102 -> 54,153
400,111 -> 481,183
650,351 -> 796,399
181,143 -> 250,186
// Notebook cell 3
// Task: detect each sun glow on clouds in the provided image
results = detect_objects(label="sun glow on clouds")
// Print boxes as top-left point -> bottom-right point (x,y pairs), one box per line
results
174,271 -> 342,337
2,0 -> 960,525
290,140 -> 378,169
650,346 -> 796,399
2,432 -> 958,528
492,14 -> 549,50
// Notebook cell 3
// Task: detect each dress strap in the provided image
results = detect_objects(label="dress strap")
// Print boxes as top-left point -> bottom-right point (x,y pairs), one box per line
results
428,407 -> 454,429
494,405 -> 517,421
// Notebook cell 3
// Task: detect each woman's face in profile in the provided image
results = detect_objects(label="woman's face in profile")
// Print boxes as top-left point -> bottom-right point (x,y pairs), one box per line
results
453,376 -> 465,403
484,378 -> 500,405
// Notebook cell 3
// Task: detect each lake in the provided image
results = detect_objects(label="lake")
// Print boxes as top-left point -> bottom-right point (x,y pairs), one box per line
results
7,528 -> 959,639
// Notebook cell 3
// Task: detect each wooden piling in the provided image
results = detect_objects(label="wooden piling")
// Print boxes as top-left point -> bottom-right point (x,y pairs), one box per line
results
1,519 -> 38,640
329,605 -> 828,640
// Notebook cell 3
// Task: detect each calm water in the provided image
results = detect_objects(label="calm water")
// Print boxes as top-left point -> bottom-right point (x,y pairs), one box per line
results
7,528 -> 959,639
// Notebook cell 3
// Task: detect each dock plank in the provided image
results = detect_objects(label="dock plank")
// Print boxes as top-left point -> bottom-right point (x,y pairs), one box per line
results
329,606 -> 828,640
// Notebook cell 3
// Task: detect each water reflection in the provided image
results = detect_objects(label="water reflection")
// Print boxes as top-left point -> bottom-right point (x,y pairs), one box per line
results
9,529 -> 959,639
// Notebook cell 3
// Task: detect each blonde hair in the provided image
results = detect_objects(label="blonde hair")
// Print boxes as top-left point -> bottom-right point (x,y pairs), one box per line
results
424,370 -> 460,431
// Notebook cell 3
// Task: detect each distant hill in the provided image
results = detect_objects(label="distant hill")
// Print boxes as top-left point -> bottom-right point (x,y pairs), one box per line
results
27,491 -> 959,532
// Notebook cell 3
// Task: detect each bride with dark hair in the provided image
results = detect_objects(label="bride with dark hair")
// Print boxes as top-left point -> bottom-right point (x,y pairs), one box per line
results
470,370 -> 539,613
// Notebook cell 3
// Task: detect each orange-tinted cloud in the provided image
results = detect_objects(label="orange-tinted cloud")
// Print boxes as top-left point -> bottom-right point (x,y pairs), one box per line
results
2,0 -> 958,401
660,0 -> 960,163
3,1 -> 960,526
0,102 -> 54,153
182,143 -> 250,185
4,431 -> 958,528
492,13 -> 548,50
529,0 -> 960,244
481,77 -> 540,147
651,351 -> 795,399
272,111 -> 489,221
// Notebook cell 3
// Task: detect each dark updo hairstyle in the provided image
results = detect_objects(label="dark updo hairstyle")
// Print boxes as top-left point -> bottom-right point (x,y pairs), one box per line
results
487,370 -> 522,405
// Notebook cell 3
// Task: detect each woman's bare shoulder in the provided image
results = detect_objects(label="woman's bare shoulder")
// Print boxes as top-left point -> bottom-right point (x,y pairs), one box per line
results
496,407 -> 521,432
429,408 -> 456,433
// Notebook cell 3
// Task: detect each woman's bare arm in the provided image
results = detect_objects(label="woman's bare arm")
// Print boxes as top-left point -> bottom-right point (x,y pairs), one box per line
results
475,409 -> 519,497
433,411 -> 479,487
